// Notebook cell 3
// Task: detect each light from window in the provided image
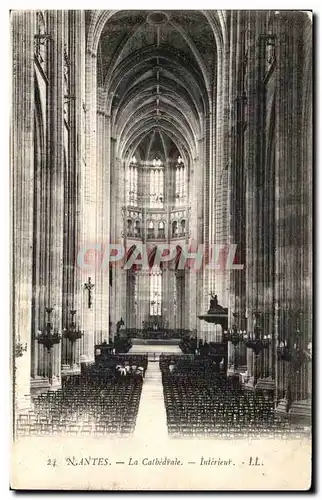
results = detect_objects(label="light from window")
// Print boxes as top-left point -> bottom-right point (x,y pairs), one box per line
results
148,220 -> 155,239
126,158 -> 138,206
150,266 -> 162,316
150,159 -> 164,208
175,158 -> 186,206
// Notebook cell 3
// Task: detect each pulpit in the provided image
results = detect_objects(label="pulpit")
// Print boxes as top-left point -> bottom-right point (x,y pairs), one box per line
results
198,295 -> 229,372
198,294 -> 228,330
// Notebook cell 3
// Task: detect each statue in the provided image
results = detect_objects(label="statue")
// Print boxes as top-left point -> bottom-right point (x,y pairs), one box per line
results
116,317 -> 125,334
199,294 -> 228,329
208,293 -> 225,313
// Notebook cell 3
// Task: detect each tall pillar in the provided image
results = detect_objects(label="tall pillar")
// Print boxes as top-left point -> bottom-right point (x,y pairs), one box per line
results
110,156 -> 126,331
167,270 -> 176,329
31,20 -> 49,386
274,12 -> 312,417
228,11 -> 247,359
11,11 -> 35,415
71,10 -> 86,369
191,152 -> 203,339
244,11 -> 261,385
45,10 -> 66,385
95,106 -> 111,344
213,32 -> 230,312
80,45 -> 97,361
161,268 -> 169,326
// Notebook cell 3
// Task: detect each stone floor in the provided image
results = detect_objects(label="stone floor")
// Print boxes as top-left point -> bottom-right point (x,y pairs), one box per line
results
134,361 -> 168,439
131,343 -> 181,437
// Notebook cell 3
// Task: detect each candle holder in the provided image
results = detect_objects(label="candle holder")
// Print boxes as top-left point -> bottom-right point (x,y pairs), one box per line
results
243,334 -> 272,355
277,330 -> 311,372
36,307 -> 61,351
241,312 -> 272,386
63,310 -> 83,344
223,325 -> 244,346
242,312 -> 272,355
277,327 -> 311,413
223,325 -> 245,372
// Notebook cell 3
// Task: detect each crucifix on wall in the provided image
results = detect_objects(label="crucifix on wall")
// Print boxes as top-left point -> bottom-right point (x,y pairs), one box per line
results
84,277 -> 95,309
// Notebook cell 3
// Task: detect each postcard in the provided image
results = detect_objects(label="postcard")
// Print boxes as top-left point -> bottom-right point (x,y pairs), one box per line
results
10,9 -> 312,491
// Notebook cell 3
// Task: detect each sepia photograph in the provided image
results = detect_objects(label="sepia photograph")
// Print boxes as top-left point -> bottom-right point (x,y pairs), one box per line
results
10,8 -> 313,491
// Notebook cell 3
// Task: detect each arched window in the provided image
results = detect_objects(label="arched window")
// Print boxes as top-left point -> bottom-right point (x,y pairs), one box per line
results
150,159 -> 164,208
134,219 -> 141,236
126,156 -> 138,206
180,219 -> 186,236
158,220 -> 165,239
172,221 -> 178,237
127,219 -> 133,236
175,156 -> 186,206
148,220 -> 155,239
150,266 -> 162,316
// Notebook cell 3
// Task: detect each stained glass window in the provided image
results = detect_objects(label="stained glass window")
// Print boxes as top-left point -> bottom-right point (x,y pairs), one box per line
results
175,156 -> 186,206
149,159 -> 164,208
126,156 -> 138,206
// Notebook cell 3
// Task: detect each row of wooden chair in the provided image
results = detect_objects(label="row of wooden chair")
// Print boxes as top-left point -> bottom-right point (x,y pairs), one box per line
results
162,362 -> 299,438
16,373 -> 143,437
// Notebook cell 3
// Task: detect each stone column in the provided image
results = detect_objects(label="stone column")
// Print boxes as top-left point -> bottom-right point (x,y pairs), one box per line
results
192,149 -> 204,339
228,11 -> 247,354
202,113 -> 212,343
96,107 -> 111,344
274,13 -> 312,418
61,11 -> 84,374
109,138 -> 117,339
11,11 -> 36,414
137,270 -> 150,331
161,268 -> 169,327
111,157 -> 126,329
80,44 -> 97,362
72,10 -> 86,369
188,157 -> 199,336
227,341 -> 235,373
244,11 -> 261,383
213,33 -> 230,315
31,47 -> 49,386
45,10 -> 65,385
167,270 -> 176,329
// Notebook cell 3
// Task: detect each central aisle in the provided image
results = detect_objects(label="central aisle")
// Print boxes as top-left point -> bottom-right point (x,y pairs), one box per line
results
134,361 -> 168,439
130,343 -> 182,438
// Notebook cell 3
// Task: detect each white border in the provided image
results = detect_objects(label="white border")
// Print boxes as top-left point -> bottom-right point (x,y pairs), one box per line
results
0,2 -> 319,498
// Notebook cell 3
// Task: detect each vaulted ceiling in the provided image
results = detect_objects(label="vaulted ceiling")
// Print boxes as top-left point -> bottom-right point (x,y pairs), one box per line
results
90,10 -> 220,163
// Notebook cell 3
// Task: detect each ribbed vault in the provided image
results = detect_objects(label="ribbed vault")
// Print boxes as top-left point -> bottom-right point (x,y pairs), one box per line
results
88,10 -> 226,162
